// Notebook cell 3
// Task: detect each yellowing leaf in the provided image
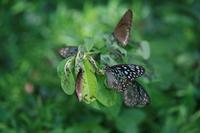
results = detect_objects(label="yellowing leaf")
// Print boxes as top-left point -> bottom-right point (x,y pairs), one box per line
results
78,56 -> 98,104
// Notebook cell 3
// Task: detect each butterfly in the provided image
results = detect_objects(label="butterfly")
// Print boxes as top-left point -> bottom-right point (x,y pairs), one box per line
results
123,81 -> 150,107
105,64 -> 150,107
112,9 -> 133,46
105,64 -> 145,92
58,46 -> 78,58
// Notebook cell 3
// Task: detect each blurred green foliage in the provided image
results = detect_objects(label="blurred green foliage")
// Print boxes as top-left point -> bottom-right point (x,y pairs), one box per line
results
0,0 -> 200,132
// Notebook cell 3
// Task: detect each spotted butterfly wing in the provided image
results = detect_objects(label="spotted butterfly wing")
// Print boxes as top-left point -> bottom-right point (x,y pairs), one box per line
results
113,9 -> 133,46
123,81 -> 150,107
105,64 -> 145,92
59,46 -> 78,58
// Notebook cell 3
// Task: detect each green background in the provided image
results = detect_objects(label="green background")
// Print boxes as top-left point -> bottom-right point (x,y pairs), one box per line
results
0,0 -> 200,132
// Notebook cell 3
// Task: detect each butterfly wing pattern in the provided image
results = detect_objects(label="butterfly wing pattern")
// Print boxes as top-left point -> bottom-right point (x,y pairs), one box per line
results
113,9 -> 133,46
105,64 -> 145,92
59,46 -> 78,58
123,81 -> 150,107
105,64 -> 150,107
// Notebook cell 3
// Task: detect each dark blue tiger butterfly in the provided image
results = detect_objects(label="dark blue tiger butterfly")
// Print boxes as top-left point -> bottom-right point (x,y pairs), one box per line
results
105,64 -> 150,107
59,46 -> 78,58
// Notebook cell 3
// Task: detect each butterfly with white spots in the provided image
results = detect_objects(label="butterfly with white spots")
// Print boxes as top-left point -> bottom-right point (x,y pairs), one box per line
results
59,46 -> 78,58
123,81 -> 150,107
105,64 -> 150,107
105,64 -> 145,91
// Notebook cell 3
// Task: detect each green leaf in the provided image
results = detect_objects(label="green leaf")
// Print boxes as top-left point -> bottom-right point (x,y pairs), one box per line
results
100,54 -> 117,65
137,40 -> 150,60
93,35 -> 107,50
112,43 -> 127,57
96,76 -> 120,107
57,57 -> 75,95
84,37 -> 94,52
88,56 -> 104,75
80,56 -> 98,104
89,99 -> 121,117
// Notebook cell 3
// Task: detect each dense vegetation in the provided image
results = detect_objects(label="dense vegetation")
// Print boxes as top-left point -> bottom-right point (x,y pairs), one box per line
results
0,0 -> 200,132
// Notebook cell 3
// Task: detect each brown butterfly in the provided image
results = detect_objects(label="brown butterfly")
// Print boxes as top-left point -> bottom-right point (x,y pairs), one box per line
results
113,9 -> 133,46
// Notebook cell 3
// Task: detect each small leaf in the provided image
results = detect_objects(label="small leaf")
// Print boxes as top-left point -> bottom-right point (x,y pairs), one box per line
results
57,57 -> 75,95
111,43 -> 127,57
100,54 -> 117,65
137,40 -> 150,60
88,56 -> 104,75
84,37 -> 94,52
89,99 -> 122,118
